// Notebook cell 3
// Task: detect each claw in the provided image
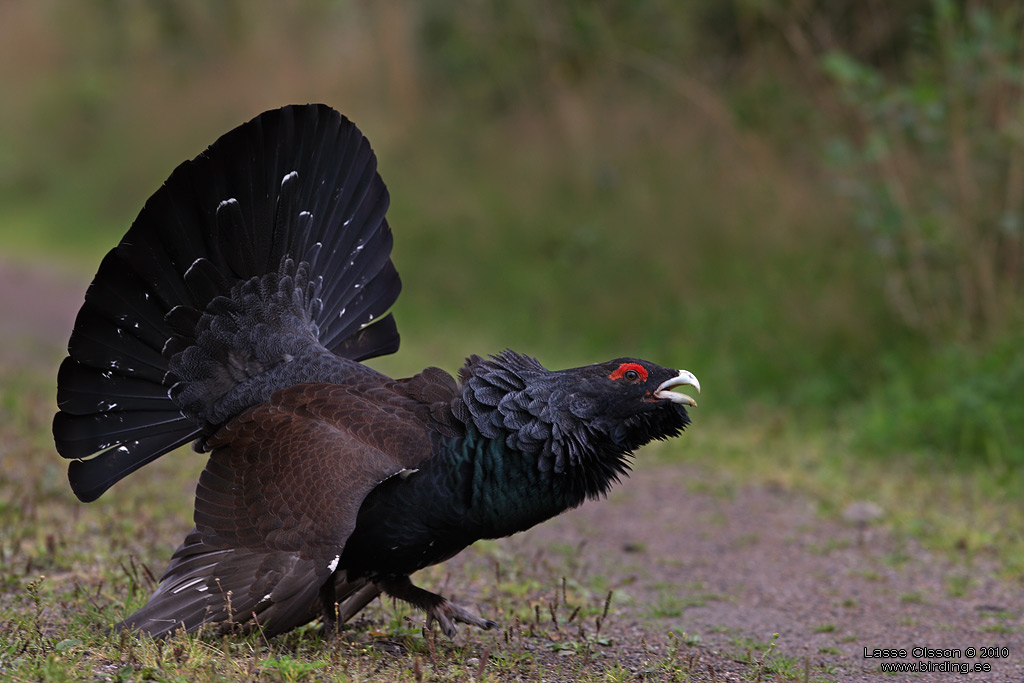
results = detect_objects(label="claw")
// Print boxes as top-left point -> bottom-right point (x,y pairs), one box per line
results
379,576 -> 497,639
424,599 -> 496,638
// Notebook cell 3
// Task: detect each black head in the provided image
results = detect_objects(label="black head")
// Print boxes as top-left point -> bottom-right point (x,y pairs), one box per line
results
458,352 -> 699,500
555,358 -> 699,450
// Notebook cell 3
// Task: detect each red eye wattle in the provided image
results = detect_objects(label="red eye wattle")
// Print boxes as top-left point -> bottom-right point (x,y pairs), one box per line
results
608,362 -> 648,382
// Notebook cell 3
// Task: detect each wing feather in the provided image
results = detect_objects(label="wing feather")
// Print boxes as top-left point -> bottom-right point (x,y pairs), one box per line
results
117,381 -> 440,637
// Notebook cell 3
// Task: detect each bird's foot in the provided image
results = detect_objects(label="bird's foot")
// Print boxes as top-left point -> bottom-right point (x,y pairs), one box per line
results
378,576 -> 497,639
424,599 -> 498,639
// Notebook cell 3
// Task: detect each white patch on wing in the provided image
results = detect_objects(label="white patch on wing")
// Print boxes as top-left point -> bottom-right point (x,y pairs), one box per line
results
171,577 -> 205,594
377,468 -> 419,485
328,554 -> 340,573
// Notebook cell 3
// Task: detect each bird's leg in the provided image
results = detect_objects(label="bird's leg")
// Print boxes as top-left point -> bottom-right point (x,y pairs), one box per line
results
377,576 -> 497,638
318,580 -> 339,634
336,583 -> 382,623
317,579 -> 382,636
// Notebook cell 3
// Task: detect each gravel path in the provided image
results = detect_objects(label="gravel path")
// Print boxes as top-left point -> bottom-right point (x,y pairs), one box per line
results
4,259 -> 1021,682
0,258 -> 86,366
517,466 -> 1023,681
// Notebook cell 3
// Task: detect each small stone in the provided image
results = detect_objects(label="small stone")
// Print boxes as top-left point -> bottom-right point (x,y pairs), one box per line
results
842,501 -> 884,525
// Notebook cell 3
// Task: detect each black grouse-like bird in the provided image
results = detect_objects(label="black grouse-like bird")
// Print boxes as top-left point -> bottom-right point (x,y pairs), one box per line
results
53,104 -> 699,639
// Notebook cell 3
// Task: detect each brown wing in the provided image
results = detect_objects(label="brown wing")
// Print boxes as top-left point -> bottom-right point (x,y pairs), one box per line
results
196,381 -> 434,554
115,380 -> 443,637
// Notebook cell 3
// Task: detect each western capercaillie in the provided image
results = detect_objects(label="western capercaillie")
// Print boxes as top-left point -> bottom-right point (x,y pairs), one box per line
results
53,104 -> 700,639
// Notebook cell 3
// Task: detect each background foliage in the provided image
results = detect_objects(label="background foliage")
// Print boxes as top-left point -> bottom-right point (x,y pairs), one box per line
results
2,0 -> 1023,472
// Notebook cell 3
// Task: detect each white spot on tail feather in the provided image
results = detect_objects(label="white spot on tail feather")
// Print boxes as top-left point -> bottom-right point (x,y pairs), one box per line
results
184,258 -> 206,278
282,171 -> 299,186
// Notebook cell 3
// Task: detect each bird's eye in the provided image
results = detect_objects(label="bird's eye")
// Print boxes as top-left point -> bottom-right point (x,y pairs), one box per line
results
609,362 -> 648,383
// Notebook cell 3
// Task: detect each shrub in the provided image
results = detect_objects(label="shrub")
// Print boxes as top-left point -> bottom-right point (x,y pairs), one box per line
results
822,0 -> 1024,340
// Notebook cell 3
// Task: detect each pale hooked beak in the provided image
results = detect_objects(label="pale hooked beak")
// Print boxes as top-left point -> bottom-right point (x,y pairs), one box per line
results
654,370 -> 700,406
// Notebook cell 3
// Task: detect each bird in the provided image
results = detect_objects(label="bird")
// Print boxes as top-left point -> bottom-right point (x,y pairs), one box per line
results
53,104 -> 699,639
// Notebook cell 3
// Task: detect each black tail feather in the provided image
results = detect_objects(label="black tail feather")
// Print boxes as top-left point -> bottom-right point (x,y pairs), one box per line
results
55,104 -> 402,501
330,311 -> 400,362
56,358 -> 171,413
68,431 -> 201,504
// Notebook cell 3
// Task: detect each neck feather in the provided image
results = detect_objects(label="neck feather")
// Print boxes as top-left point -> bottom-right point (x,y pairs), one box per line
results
454,351 -> 633,500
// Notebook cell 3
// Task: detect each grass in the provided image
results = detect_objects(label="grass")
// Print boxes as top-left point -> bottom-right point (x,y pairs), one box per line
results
643,586 -> 729,620
898,592 -> 926,605
725,633 -> 817,683
1,504 -> 667,681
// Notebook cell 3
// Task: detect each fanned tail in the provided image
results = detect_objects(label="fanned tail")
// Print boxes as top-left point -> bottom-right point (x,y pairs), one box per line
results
54,104 -> 401,502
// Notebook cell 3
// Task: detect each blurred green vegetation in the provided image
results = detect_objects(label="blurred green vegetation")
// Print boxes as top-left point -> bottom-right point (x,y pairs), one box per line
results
2,0 -> 1023,480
